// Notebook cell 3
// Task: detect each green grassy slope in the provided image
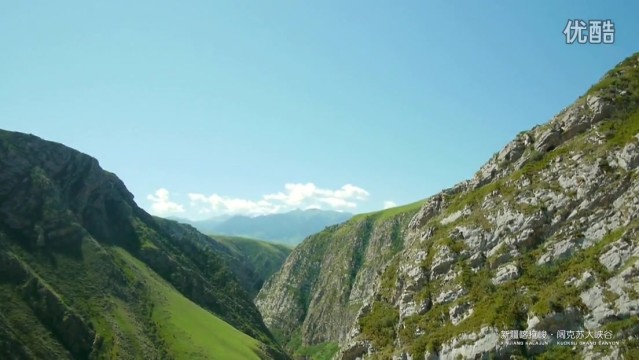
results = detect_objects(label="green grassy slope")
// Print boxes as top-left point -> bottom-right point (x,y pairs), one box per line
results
352,199 -> 426,222
212,235 -> 292,284
115,248 -> 263,360
0,130 -> 288,359
0,230 -> 269,359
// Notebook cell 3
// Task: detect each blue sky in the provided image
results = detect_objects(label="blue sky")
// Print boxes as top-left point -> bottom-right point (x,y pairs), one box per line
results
1,1 -> 637,220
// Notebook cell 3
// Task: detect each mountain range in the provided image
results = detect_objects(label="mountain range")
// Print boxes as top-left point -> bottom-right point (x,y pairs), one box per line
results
177,210 -> 353,245
2,52 -> 639,360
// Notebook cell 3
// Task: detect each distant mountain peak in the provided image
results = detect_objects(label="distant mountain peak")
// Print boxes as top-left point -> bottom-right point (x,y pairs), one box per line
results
181,208 -> 353,244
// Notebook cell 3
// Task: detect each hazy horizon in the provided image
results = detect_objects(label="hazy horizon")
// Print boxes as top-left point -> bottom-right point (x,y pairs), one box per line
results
166,207 -> 354,222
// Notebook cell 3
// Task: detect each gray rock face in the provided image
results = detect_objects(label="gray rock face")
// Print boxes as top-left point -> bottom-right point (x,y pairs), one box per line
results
256,212 -> 418,346
555,96 -> 607,140
537,239 -> 580,265
491,263 -> 519,285
599,237 -> 636,271
408,195 -> 446,230
497,135 -> 528,163
434,285 -> 466,305
340,340 -> 372,360
581,284 -> 616,329
616,139 -> 639,170
535,128 -> 562,152
437,327 -> 507,360
430,246 -> 456,279
526,307 -> 584,343
449,303 -> 474,326
256,53 -> 639,359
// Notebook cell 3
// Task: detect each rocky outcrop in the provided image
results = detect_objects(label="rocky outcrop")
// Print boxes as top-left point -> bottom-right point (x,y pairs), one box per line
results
0,132 -> 141,257
258,53 -> 639,359
21,276 -> 97,359
0,251 -> 96,359
256,210 -> 419,352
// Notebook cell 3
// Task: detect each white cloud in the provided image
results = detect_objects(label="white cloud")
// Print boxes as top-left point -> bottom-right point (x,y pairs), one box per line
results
383,200 -> 397,209
188,193 -> 272,216
188,183 -> 370,217
334,184 -> 370,200
318,197 -> 357,209
147,188 -> 185,215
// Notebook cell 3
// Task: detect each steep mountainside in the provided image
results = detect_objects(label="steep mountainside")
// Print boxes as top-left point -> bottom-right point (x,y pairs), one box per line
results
149,218 -> 289,299
257,53 -> 639,359
212,235 -> 292,294
255,202 -> 424,359
0,130 -> 287,359
188,209 -> 353,245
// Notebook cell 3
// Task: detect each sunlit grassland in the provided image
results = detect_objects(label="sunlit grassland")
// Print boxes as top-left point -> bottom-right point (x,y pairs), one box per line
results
114,248 -> 264,360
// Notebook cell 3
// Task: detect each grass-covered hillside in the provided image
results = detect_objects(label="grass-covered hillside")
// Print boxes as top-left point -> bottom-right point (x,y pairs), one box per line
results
212,235 -> 292,290
0,129 -> 288,359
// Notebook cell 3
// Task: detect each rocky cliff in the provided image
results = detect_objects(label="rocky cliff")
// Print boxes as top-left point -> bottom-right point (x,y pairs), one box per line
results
0,130 -> 288,359
256,205 -> 421,352
257,53 -> 639,359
